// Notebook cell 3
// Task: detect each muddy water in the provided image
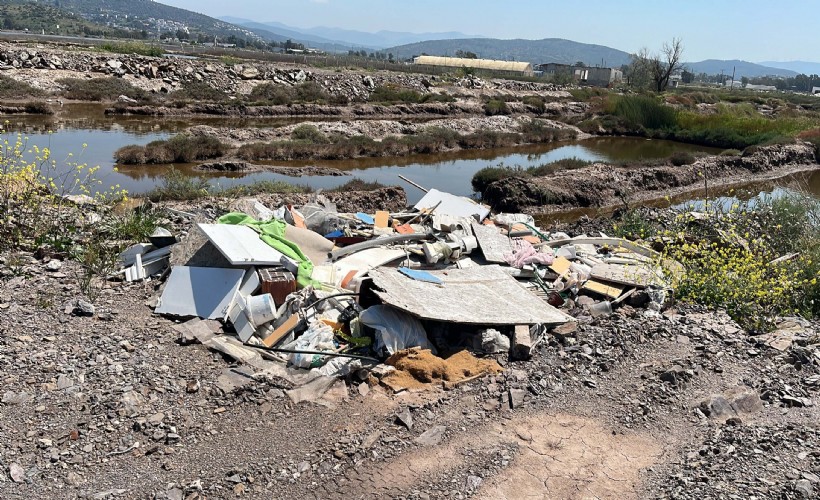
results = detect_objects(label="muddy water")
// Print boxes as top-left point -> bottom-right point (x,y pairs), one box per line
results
4,105 -> 732,203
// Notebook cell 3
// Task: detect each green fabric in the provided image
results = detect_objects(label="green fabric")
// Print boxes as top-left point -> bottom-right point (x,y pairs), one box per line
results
217,212 -> 316,288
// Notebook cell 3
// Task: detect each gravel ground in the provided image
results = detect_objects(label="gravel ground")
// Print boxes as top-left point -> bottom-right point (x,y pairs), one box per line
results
1,209 -> 818,500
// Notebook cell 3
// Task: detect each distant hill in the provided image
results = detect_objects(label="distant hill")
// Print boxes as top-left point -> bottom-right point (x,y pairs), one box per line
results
220,17 -> 367,52
0,0 -> 121,37
227,19 -> 483,50
387,38 -> 632,66
684,59 -> 797,78
0,0 -> 265,43
758,60 -> 820,76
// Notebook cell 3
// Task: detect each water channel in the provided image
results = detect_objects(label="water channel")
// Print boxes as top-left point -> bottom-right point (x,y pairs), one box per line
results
4,104 -> 819,206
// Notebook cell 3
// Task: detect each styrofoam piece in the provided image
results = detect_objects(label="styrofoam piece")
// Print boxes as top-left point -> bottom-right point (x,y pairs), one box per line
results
414,189 -> 490,221
198,223 -> 297,267
155,266 -> 245,320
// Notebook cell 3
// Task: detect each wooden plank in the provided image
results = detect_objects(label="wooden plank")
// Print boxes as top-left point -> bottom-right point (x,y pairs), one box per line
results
375,211 -> 389,229
549,256 -> 572,276
262,314 -> 301,348
590,262 -> 657,288
471,222 -> 513,264
582,279 -> 625,299
369,266 -> 572,326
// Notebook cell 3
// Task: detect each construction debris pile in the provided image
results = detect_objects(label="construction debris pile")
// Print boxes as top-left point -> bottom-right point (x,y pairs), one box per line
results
118,188 -> 675,403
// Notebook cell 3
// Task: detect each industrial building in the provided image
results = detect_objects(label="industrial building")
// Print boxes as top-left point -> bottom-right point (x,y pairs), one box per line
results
537,63 -> 623,87
413,55 -> 534,77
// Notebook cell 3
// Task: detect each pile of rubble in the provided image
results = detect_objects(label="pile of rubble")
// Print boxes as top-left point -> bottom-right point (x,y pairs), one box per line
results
117,187 -> 676,404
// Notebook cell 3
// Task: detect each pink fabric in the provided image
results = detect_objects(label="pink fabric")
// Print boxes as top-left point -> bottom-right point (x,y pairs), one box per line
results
504,239 -> 554,268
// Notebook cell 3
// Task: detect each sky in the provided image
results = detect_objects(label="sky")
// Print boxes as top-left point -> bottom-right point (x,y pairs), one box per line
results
160,0 -> 817,62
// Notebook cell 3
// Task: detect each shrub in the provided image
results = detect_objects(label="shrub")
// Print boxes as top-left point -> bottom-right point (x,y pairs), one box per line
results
610,94 -> 678,130
216,180 -> 310,197
522,95 -> 546,114
291,124 -> 329,144
329,179 -> 387,192
369,84 -> 423,103
115,135 -> 228,164
23,101 -> 53,114
171,82 -> 229,102
99,41 -> 164,57
248,83 -> 294,104
527,157 -> 592,176
145,167 -> 209,201
669,151 -> 696,166
0,75 -> 46,99
719,149 -> 742,156
58,77 -> 150,102
484,99 -> 510,116
471,165 -> 521,193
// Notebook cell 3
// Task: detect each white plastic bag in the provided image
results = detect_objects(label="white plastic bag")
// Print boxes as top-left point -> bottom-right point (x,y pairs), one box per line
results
360,305 -> 435,355
287,322 -> 336,368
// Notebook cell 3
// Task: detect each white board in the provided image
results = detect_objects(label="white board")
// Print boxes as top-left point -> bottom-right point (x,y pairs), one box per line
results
414,189 -> 490,221
198,223 -> 295,267
156,266 -> 245,319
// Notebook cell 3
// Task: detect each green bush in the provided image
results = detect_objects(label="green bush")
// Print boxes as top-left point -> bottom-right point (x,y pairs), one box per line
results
669,151 -> 696,166
215,180 -> 311,197
329,178 -> 387,192
527,157 -> 592,176
484,99 -> 510,116
0,75 -> 46,99
100,42 -> 164,57
248,83 -> 294,104
369,84 -> 423,103
115,135 -> 228,164
522,95 -> 546,114
610,94 -> 678,130
58,77 -> 150,102
291,124 -> 329,144
471,165 -> 520,193
171,82 -> 230,102
145,167 -> 209,201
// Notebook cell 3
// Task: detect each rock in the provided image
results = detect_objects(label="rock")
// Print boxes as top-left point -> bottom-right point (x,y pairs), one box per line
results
357,382 -> 370,397
2,391 -> 32,405
795,479 -> 814,498
9,463 -> 25,483
415,426 -> 446,447
46,259 -> 62,271
509,388 -> 526,409
396,408 -> 413,430
465,475 -> 483,491
480,328 -> 510,354
57,374 -> 74,390
73,299 -> 95,317
699,387 -> 762,422
240,66 -> 260,79
510,325 -> 533,360
106,59 -> 123,69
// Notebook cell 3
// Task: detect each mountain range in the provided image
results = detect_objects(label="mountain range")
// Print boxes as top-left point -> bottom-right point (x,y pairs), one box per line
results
0,0 -> 817,79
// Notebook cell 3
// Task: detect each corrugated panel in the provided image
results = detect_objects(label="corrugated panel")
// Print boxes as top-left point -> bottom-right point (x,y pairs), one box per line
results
413,56 -> 533,74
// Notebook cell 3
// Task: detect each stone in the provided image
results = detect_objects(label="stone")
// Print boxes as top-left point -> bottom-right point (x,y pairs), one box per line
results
357,382 -> 370,397
240,66 -> 260,79
510,325 -> 533,360
46,259 -> 62,271
509,389 -> 526,409
794,479 -> 814,498
415,426 -> 446,447
480,328 -> 510,354
73,299 -> 95,316
465,475 -> 483,491
57,374 -> 74,390
9,463 -> 25,483
396,408 -> 413,430
2,391 -> 32,405
699,387 -> 762,421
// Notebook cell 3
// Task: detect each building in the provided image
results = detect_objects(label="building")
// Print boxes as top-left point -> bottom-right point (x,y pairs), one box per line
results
812,86 -> 820,95
745,84 -> 778,91
413,56 -> 534,76
537,63 -> 622,87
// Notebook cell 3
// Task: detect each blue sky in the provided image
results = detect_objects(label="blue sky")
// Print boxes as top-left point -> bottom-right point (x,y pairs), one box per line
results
162,0 -> 817,62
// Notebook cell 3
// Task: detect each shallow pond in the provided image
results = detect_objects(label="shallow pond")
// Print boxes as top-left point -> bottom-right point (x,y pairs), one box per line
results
3,106 -> 731,203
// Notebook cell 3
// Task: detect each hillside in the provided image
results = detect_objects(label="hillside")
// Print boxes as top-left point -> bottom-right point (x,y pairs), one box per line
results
759,60 -> 820,76
0,0 -> 127,37
0,0 -> 262,43
387,38 -> 632,67
685,59 -> 797,78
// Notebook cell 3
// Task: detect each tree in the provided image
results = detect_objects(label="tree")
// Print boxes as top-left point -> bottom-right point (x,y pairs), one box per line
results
574,61 -> 586,67
681,69 -> 694,84
628,38 -> 684,92
456,50 -> 478,59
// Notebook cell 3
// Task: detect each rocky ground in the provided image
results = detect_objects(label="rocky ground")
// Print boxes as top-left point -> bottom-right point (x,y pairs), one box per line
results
0,202 -> 818,500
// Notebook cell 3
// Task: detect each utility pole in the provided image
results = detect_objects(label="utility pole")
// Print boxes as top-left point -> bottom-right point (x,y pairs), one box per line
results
730,66 -> 736,90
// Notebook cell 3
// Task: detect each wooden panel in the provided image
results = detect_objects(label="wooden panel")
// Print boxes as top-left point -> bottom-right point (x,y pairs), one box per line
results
582,279 -> 625,299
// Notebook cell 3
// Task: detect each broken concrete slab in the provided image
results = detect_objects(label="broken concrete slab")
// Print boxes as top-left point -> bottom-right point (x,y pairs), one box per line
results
286,375 -> 337,404
471,222 -> 513,264
155,266 -> 244,320
415,425 -> 446,446
369,265 -> 572,326
511,325 -> 533,360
